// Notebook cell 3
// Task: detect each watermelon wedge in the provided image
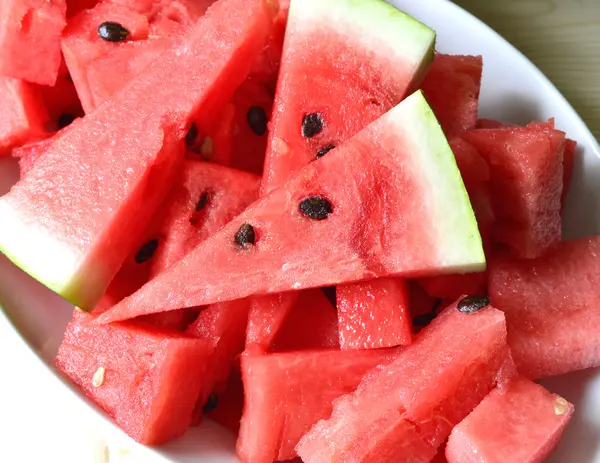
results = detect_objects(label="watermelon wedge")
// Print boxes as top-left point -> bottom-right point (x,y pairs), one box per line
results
0,0 -> 277,309
245,292 -> 299,353
489,235 -> 600,379
56,311 -> 214,445
98,91 -> 485,323
296,300 -> 509,463
337,278 -> 412,349
237,348 -> 398,462
260,0 -> 436,195
446,377 -> 573,463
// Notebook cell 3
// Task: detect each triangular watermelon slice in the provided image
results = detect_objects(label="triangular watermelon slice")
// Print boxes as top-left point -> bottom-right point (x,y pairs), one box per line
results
98,91 -> 485,323
0,0 -> 277,309
245,292 -> 299,353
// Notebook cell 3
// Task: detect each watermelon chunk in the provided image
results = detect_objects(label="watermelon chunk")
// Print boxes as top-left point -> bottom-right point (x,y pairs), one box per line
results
462,125 -> 565,259
0,0 -> 276,309
237,348 -> 397,462
56,311 -> 214,445
297,300 -> 509,463
98,91 -> 485,323
0,0 -> 67,85
260,0 -> 435,195
38,72 -> 84,131
337,278 -> 412,349
0,77 -> 48,153
206,367 -> 245,434
489,235 -> 600,379
420,54 -> 483,136
446,377 -> 573,463
245,292 -> 299,353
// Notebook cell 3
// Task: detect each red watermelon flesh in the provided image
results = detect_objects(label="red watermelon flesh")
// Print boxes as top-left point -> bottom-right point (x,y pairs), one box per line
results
489,235 -> 600,379
245,292 -> 299,353
55,310 -> 214,445
462,125 -> 565,259
66,0 -> 99,17
337,278 -> 412,350
98,92 -> 486,323
0,0 -> 67,85
0,0 -> 277,310
446,377 -> 573,463
476,119 -> 516,129
206,367 -> 245,434
0,77 -> 49,153
38,72 -> 84,131
271,288 -> 339,351
408,280 -> 440,321
296,301 -> 508,463
419,272 -> 487,301
420,54 -> 483,136
260,0 -> 435,195
237,348 -> 398,463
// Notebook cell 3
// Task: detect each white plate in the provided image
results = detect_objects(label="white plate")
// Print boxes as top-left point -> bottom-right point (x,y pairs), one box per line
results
1,0 -> 599,461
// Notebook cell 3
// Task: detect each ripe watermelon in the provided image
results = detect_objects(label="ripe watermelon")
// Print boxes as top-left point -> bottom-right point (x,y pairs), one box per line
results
420,54 -> 483,136
489,235 -> 600,379
98,91 -> 485,323
0,0 -> 276,309
337,278 -> 412,349
296,300 -> 509,463
38,72 -> 84,132
237,348 -> 398,462
245,292 -> 299,353
205,367 -> 245,434
0,0 -> 67,85
56,311 -> 214,445
260,0 -> 436,195
446,377 -> 573,463
462,125 -> 566,259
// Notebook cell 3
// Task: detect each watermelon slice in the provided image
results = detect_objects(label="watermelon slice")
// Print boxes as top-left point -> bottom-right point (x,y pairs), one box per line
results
0,77 -> 48,153
489,235 -> 600,379
420,54 -> 483,136
0,0 -> 67,85
0,0 -> 276,309
462,125 -> 565,259
245,292 -> 299,353
56,311 -> 214,445
337,278 -> 412,349
260,0 -> 436,195
296,300 -> 509,463
446,377 -> 573,463
98,91 -> 486,323
237,348 -> 398,462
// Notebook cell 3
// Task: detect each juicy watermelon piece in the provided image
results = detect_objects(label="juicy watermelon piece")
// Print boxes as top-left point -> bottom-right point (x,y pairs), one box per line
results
419,272 -> 487,301
271,288 -> 339,351
98,91 -> 485,323
0,0 -> 276,309
337,278 -> 412,349
56,311 -> 214,445
408,280 -> 440,321
462,125 -> 565,259
206,367 -> 245,434
0,78 -> 48,153
246,292 -> 299,353
489,235 -> 600,379
446,377 -> 573,463
260,0 -> 435,195
38,71 -> 84,131
420,54 -> 483,136
0,0 -> 67,85
296,301 -> 509,463
237,348 -> 398,462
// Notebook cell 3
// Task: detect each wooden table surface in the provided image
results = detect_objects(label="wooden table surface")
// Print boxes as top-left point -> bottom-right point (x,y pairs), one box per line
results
456,0 -> 600,139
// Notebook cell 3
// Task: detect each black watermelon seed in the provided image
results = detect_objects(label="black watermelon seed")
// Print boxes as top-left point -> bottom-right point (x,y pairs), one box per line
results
235,223 -> 255,248
316,144 -> 335,160
202,394 -> 219,413
302,113 -> 324,138
195,191 -> 210,212
412,312 -> 437,327
57,113 -> 76,130
135,239 -> 159,264
98,22 -> 130,42
186,123 -> 199,148
299,196 -> 333,220
457,295 -> 490,314
247,106 -> 268,136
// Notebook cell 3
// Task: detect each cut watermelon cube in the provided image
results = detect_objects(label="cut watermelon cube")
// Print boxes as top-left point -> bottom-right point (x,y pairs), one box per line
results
296,300 -> 509,463
0,0 -> 276,310
56,311 -> 214,445
446,377 -> 573,463
246,292 -> 299,353
421,54 -> 483,136
237,348 -> 398,463
0,0 -> 67,85
337,278 -> 412,349
490,235 -> 600,379
261,0 -> 435,195
99,91 -> 485,323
